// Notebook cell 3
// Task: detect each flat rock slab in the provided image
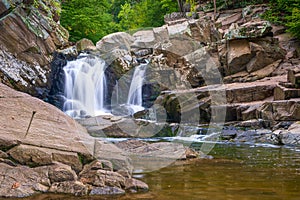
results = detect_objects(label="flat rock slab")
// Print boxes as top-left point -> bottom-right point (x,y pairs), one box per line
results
0,83 -> 93,156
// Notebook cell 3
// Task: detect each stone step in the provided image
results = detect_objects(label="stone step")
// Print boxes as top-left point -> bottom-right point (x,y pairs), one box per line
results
274,84 -> 300,100
287,69 -> 300,88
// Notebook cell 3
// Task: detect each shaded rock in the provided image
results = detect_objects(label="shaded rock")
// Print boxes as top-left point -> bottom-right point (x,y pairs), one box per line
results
246,38 -> 285,73
0,150 -> 8,158
288,68 -> 300,88
49,181 -> 88,196
125,178 -> 149,192
8,144 -> 53,166
220,127 -> 238,140
90,186 -> 125,195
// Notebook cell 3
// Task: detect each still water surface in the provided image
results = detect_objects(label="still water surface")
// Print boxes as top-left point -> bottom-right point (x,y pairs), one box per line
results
5,143 -> 300,200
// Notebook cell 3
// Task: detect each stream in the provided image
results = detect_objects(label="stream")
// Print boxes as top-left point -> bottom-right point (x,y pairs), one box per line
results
7,142 -> 300,200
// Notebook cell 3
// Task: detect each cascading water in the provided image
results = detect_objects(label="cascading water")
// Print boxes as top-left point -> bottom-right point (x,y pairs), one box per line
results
63,55 -> 108,118
126,62 -> 147,113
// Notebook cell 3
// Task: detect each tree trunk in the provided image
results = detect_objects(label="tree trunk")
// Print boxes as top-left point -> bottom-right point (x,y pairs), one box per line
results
177,0 -> 184,13
213,0 -> 217,21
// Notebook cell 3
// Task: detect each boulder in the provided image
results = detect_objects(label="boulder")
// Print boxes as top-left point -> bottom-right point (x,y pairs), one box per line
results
131,30 -> 157,48
226,37 -> 285,75
227,39 -> 252,74
76,38 -> 96,52
96,32 -> 134,54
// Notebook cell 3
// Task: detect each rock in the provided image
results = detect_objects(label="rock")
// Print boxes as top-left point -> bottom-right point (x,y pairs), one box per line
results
257,99 -> 300,121
49,181 -> 88,196
0,150 -> 8,158
48,163 -> 78,183
0,163 -> 50,198
90,186 -> 125,195
220,127 -> 238,140
7,144 -> 83,172
0,83 -> 93,160
227,39 -> 252,74
185,147 -> 199,159
76,38 -> 96,52
93,140 -> 133,173
235,129 -> 273,144
246,38 -> 285,73
79,169 -> 125,188
0,0 -> 69,97
125,178 -> 149,192
270,122 -> 300,145
80,159 -> 113,173
131,30 -> 156,48
96,32 -> 134,54
287,69 -> 300,88
226,37 -> 285,75
224,21 -> 272,40
216,12 -> 242,29
8,144 -> 53,166
274,85 -> 300,100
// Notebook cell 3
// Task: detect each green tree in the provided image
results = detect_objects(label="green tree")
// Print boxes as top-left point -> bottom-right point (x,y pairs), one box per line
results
118,0 -> 176,30
60,0 -> 119,43
263,0 -> 300,39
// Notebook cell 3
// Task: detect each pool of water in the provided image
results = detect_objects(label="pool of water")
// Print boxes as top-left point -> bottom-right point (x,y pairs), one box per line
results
5,143 -> 300,200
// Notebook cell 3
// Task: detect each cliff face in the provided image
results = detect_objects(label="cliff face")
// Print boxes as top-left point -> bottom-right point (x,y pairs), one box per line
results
0,0 -> 68,98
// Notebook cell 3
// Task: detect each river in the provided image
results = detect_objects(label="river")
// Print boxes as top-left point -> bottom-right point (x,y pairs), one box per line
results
7,142 -> 300,200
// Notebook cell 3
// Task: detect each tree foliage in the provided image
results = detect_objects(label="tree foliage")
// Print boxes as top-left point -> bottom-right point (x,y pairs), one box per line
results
60,0 -> 119,43
61,0 -> 179,43
263,0 -> 300,39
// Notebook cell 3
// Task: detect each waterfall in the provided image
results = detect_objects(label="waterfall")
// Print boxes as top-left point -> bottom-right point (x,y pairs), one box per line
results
63,55 -> 108,118
126,62 -> 147,113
